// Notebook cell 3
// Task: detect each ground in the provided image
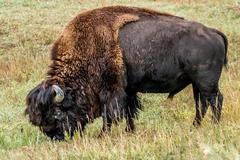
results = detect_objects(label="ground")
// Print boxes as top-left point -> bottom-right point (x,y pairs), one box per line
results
0,0 -> 239,159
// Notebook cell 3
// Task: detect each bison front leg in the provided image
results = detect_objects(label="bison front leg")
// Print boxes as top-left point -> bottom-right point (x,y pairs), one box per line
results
125,111 -> 135,132
125,93 -> 141,132
100,105 -> 113,135
99,91 -> 127,136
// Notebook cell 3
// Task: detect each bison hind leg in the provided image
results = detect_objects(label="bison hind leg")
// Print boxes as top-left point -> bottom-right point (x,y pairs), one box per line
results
192,84 -> 201,127
209,90 -> 223,124
192,84 -> 209,127
125,93 -> 142,132
192,79 -> 223,125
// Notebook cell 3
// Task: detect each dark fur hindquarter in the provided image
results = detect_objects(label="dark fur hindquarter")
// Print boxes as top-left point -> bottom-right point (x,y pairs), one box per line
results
119,16 -> 191,94
119,14 -> 227,127
119,16 -> 226,96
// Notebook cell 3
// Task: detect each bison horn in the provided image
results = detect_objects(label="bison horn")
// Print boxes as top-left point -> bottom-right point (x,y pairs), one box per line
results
52,85 -> 64,103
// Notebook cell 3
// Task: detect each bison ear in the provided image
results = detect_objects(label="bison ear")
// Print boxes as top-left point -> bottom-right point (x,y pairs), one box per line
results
25,84 -> 44,126
25,84 -> 65,126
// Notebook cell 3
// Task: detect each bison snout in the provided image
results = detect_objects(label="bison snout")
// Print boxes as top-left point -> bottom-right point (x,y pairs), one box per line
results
53,108 -> 64,120
52,134 -> 65,141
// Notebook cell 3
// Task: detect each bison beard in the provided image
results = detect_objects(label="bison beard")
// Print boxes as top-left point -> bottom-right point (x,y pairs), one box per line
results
25,6 -> 228,141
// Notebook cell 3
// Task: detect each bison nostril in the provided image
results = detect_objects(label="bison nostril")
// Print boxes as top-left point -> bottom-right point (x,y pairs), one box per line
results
54,110 -> 64,120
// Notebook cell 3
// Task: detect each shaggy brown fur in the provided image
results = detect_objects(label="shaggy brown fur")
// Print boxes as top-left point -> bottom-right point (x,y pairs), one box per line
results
45,6 -> 182,119
25,6 -> 185,140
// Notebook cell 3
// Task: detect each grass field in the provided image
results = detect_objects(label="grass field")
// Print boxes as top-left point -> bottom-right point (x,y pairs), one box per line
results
0,0 -> 240,159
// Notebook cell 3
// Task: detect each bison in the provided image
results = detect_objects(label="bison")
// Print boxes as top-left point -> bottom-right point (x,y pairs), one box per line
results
25,6 -> 228,141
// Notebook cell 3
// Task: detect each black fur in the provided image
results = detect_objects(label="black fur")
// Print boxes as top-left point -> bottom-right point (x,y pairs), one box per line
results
25,83 -> 89,140
119,14 -> 227,126
26,6 -> 228,140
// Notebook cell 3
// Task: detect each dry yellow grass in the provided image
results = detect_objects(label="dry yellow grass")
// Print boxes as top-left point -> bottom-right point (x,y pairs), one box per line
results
0,0 -> 239,159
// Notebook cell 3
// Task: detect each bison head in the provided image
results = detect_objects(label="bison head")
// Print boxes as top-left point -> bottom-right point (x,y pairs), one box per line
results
25,83 -> 89,141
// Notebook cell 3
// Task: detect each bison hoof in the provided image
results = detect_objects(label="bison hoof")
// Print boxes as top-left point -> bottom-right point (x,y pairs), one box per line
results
125,126 -> 135,132
193,120 -> 201,127
98,130 -> 110,138
211,116 -> 220,124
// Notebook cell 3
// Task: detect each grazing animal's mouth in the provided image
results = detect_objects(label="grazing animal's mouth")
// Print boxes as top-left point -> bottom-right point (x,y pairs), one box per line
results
53,134 -> 65,141
42,123 -> 66,141
45,131 -> 65,141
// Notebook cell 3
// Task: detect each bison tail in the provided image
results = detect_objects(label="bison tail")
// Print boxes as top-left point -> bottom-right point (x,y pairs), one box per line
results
214,29 -> 228,67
